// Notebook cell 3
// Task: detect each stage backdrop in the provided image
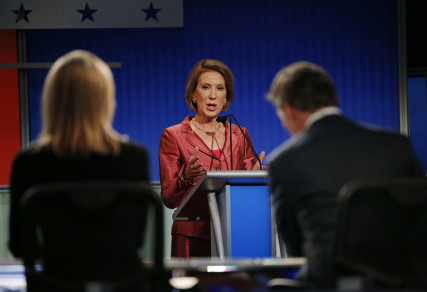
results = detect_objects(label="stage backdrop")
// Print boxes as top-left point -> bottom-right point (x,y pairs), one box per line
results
25,0 -> 401,181
408,77 -> 427,170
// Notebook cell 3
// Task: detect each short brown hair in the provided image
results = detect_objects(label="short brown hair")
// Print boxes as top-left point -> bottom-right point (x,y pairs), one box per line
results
38,50 -> 125,157
267,61 -> 339,111
185,59 -> 235,112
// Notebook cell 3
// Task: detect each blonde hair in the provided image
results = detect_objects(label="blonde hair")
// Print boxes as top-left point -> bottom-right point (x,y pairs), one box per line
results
37,50 -> 125,157
185,59 -> 235,112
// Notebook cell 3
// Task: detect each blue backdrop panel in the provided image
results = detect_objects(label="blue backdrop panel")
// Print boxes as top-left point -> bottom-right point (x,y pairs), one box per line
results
230,185 -> 271,258
408,77 -> 427,171
25,0 -> 400,181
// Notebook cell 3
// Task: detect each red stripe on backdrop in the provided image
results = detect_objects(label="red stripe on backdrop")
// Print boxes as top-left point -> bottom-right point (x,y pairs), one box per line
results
0,30 -> 21,186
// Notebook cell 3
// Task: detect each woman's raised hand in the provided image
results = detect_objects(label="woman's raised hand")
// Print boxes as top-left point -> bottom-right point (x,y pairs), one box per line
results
252,151 -> 268,170
184,147 -> 206,180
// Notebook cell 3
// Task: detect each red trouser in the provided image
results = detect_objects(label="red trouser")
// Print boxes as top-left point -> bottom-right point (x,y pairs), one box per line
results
171,234 -> 211,258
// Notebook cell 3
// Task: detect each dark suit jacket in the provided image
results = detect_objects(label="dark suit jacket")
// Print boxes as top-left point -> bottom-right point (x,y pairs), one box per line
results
267,114 -> 425,288
9,141 -> 150,278
159,116 -> 257,240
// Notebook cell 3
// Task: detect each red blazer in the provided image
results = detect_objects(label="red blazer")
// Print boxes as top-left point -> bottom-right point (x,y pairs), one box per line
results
159,116 -> 258,240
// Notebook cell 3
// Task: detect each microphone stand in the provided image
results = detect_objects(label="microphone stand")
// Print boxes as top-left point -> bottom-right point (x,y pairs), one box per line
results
218,115 -> 262,170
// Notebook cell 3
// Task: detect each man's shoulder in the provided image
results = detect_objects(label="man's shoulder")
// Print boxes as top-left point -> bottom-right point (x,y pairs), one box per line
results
266,135 -> 303,166
266,142 -> 286,165
354,122 -> 410,145
316,115 -> 408,142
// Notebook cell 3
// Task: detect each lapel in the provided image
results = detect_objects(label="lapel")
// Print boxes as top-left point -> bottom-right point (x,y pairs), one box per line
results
183,116 -> 216,159
182,116 -> 240,162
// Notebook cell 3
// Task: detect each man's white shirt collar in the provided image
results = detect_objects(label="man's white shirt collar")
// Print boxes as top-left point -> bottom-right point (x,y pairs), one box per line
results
304,106 -> 341,130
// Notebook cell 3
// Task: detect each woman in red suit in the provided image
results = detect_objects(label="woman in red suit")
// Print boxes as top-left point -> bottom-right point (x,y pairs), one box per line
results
159,59 -> 265,258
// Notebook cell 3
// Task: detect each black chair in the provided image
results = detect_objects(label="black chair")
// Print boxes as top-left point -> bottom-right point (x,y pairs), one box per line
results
19,181 -> 164,292
333,178 -> 427,290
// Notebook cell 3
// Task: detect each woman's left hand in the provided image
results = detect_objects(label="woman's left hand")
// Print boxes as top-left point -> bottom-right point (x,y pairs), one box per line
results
252,151 -> 268,170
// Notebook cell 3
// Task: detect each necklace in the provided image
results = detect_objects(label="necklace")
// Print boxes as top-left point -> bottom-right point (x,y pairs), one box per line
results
191,120 -> 221,134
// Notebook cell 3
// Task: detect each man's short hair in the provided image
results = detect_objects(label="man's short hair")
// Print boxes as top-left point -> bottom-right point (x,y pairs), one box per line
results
267,61 -> 339,111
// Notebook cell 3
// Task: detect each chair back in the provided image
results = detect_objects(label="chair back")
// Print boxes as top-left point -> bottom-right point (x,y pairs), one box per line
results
334,178 -> 427,289
19,181 -> 164,292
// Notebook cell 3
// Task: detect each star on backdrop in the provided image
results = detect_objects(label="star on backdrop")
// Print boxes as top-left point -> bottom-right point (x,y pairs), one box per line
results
77,3 -> 97,22
142,2 -> 161,21
12,3 -> 32,23
1,1 -> 182,29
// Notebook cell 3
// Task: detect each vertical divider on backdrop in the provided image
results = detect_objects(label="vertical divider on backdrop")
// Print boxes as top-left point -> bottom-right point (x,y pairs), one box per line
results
0,30 -> 21,186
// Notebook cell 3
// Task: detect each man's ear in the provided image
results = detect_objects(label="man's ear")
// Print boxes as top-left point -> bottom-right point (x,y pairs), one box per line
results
283,102 -> 295,119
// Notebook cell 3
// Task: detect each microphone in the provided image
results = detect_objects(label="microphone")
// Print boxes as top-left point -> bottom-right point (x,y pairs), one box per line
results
216,114 -> 263,170
216,116 -> 228,123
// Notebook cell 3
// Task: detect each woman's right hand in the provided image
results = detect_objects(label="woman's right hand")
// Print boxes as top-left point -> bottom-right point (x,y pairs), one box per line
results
183,147 -> 206,181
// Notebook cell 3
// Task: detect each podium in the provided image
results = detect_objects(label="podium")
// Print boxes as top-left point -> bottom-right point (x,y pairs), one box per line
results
173,170 -> 277,259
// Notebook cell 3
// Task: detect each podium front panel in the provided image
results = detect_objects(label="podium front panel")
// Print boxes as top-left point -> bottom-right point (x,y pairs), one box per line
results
217,181 -> 272,258
230,185 -> 271,257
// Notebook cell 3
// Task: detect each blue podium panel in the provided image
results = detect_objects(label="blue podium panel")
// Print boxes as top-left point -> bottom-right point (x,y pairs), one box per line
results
229,185 -> 271,258
173,171 -> 273,259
